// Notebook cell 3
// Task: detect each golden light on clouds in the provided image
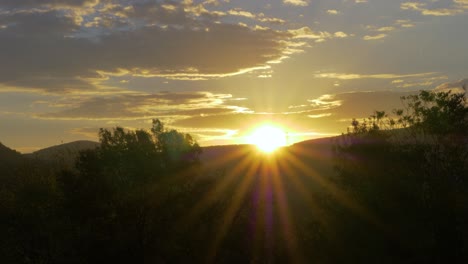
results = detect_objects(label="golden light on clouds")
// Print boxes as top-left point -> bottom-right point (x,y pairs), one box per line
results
283,0 -> 309,7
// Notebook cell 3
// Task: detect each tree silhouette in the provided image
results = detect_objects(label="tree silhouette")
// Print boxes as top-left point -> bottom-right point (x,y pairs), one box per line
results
333,90 -> 468,263
58,119 -> 204,263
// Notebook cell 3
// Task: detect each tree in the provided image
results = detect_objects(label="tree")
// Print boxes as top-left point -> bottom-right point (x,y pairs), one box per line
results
333,90 -> 468,263
58,119 -> 204,263
151,119 -> 202,170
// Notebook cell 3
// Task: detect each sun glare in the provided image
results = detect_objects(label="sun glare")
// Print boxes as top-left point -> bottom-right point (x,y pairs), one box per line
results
248,125 -> 287,153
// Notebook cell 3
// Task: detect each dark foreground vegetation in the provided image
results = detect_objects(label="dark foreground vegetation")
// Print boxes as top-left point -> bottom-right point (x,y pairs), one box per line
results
1,90 -> 467,263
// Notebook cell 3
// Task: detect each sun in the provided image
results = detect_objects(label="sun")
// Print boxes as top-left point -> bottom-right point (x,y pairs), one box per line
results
248,124 -> 287,153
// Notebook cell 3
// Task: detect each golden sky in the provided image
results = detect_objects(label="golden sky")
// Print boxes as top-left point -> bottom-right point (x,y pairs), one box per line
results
0,0 -> 467,152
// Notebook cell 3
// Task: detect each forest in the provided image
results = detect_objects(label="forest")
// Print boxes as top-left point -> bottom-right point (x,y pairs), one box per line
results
1,90 -> 467,263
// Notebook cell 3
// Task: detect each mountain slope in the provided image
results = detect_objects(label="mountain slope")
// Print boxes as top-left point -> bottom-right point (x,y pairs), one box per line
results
0,142 -> 24,176
25,140 -> 99,168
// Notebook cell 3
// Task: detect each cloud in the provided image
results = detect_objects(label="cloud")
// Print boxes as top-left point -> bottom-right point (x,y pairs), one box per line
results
0,0 -> 99,8
433,79 -> 468,93
308,113 -> 332,118
363,19 -> 416,41
394,19 -> 415,28
257,16 -> 286,24
171,90 -> 421,137
174,128 -> 239,144
327,9 -> 339,15
456,0 -> 468,7
226,8 -> 286,25
334,31 -> 348,38
401,1 -> 468,16
392,76 -> 448,89
307,94 -> 342,111
283,0 -> 309,7
314,72 -> 438,80
396,81 -> 437,88
363,34 -> 387,40
108,1 -> 194,26
0,5 -> 293,93
228,8 -> 255,18
376,26 -> 396,32
37,92 -> 247,121
299,91 -> 425,123
64,81 -> 456,144
289,27 -> 349,42
289,27 -> 331,39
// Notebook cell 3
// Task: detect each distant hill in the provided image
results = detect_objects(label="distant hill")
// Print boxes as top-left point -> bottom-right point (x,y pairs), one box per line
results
25,140 -> 99,168
0,142 -> 22,158
0,142 -> 23,164
8,136 -> 340,174
198,136 -> 339,180
200,144 -> 256,164
200,136 -> 338,163
0,142 -> 25,176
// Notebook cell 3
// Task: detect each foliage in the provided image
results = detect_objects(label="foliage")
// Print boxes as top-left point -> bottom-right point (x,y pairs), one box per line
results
333,90 -> 468,263
0,119 -> 210,263
59,119 -> 204,263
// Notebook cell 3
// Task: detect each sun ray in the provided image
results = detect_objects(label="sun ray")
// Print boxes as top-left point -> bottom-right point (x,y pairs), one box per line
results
206,158 -> 261,262
178,124 -> 393,262
282,151 -> 385,230
268,156 -> 305,262
180,146 -> 257,229
277,149 -> 334,227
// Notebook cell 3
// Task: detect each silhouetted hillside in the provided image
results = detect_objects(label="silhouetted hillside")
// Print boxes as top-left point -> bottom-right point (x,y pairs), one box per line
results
0,142 -> 23,173
198,138 -> 338,198
199,144 -> 257,172
0,142 -> 22,162
25,140 -> 99,168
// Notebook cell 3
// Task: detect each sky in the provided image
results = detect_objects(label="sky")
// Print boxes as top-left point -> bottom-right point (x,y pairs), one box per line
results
0,0 -> 467,153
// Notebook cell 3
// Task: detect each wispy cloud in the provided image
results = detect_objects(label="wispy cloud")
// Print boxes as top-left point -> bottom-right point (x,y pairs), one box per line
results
289,27 -> 349,42
363,19 -> 416,41
376,26 -> 396,32
314,72 -> 438,80
171,90 -> 424,139
334,31 -> 349,38
227,8 -> 286,24
393,76 -> 448,88
228,9 -> 255,18
308,94 -> 342,109
394,19 -> 416,28
37,92 -> 246,121
433,78 -> 468,93
283,0 -> 309,7
401,1 -> 468,16
363,33 -> 387,40
308,113 -> 332,118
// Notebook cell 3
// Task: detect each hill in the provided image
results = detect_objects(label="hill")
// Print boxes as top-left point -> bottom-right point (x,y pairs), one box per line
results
0,142 -> 22,161
4,136 -> 338,175
0,142 -> 26,178
198,136 -> 338,182
25,140 -> 99,168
